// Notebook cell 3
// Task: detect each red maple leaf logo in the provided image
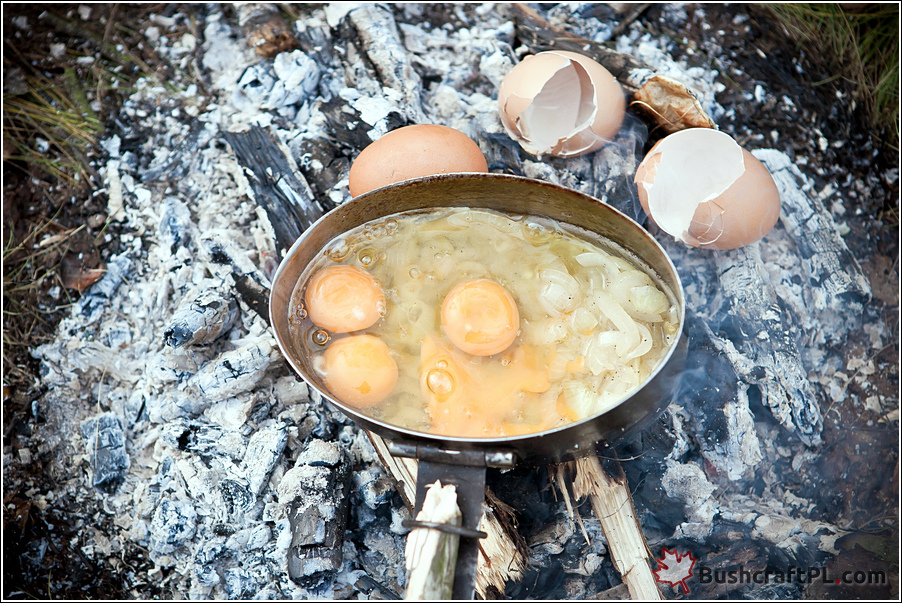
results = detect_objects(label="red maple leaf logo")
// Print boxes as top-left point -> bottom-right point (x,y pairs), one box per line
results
653,547 -> 696,594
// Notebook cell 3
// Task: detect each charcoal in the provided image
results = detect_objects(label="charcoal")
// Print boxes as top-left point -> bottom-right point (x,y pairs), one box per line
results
754,149 -> 871,307
231,50 -> 319,114
348,5 -> 427,124
80,413 -> 130,494
147,392 -> 210,423
224,567 -> 259,599
159,419 -> 247,459
222,127 -> 328,254
78,253 -> 132,324
278,439 -> 351,585
200,233 -> 272,323
158,196 -> 198,256
712,246 -> 823,445
188,337 -> 276,402
164,285 -> 240,348
242,421 -> 288,496
149,497 -> 198,558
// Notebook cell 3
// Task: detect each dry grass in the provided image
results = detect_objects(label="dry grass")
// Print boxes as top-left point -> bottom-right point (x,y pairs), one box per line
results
767,3 -> 900,146
2,5 -> 157,389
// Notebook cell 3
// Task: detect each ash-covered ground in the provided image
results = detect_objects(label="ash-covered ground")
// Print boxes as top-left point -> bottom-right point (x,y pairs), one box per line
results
3,3 -> 898,600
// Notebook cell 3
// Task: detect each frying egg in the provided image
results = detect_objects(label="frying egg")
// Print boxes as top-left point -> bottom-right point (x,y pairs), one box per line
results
634,128 -> 781,250
498,50 -> 626,157
419,336 -> 555,438
348,124 -> 488,197
323,334 -> 398,408
441,279 -> 520,356
305,265 -> 384,333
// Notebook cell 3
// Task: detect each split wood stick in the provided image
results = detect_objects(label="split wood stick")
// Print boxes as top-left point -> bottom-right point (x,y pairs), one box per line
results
404,481 -> 462,600
572,453 -> 662,601
367,432 -> 528,598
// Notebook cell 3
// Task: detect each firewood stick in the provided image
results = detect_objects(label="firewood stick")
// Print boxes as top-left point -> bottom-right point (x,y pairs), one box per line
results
404,481 -> 461,600
512,3 -> 650,91
572,453 -> 662,601
367,432 -> 528,598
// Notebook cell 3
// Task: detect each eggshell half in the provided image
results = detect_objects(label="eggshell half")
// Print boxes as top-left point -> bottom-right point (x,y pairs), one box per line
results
634,128 -> 781,250
349,124 -> 488,197
498,50 -> 626,158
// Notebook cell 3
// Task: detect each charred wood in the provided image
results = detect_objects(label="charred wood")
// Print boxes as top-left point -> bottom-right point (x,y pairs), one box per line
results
712,246 -> 823,446
754,149 -> 872,307
78,253 -> 132,324
80,413 -> 130,494
164,285 -> 240,348
200,234 -> 271,324
279,439 -> 351,586
348,5 -> 427,124
223,127 -> 328,257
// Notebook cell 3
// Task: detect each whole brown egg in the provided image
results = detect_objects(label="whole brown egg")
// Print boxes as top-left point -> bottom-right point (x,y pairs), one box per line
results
348,124 -> 488,197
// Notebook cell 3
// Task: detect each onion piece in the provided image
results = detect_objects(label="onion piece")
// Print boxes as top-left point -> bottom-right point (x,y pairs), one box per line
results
629,285 -> 669,316
625,323 -> 653,361
591,290 -> 640,350
561,380 -> 598,419
570,307 -> 598,335
538,260 -> 581,316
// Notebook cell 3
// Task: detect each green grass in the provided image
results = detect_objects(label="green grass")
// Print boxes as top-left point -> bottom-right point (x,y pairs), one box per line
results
767,3 -> 900,146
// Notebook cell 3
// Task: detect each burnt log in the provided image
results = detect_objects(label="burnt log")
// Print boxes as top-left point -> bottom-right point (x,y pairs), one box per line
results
80,413 -> 130,494
223,127 -> 330,257
279,439 -> 352,586
712,245 -> 823,446
754,149 -> 871,307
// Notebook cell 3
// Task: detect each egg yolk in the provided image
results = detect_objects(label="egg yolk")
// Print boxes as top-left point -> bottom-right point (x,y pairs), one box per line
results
419,335 -> 559,438
305,265 -> 384,333
441,279 -> 520,356
323,335 -> 398,408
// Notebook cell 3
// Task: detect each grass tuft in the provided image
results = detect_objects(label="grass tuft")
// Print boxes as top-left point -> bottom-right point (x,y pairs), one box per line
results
767,3 -> 900,146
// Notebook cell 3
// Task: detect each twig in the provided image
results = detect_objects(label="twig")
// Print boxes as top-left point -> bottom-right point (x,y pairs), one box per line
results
610,4 -> 651,38
571,453 -> 662,600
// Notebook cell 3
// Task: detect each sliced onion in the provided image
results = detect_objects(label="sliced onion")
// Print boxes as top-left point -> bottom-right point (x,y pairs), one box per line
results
630,285 -> 669,316
625,323 -> 653,361
547,350 -> 571,382
584,330 -> 622,375
529,316 -> 571,345
538,260 -> 581,316
570,307 -> 598,335
561,379 -> 598,419
592,290 -> 640,350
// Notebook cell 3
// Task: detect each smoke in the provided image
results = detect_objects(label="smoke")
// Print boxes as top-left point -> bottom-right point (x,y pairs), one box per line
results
589,111 -> 650,225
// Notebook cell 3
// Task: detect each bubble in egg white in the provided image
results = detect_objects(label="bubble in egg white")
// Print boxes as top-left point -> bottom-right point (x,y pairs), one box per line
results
325,238 -> 350,261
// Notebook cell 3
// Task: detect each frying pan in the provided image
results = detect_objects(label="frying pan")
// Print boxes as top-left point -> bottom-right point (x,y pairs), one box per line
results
269,173 -> 685,598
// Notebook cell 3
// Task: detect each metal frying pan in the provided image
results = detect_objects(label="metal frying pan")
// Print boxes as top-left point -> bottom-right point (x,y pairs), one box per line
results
269,173 -> 686,598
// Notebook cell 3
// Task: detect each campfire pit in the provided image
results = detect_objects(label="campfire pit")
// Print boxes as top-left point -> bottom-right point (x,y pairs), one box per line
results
4,3 -> 897,601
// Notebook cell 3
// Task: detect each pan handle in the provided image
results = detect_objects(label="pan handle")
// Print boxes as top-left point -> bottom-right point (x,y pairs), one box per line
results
390,443 -> 517,599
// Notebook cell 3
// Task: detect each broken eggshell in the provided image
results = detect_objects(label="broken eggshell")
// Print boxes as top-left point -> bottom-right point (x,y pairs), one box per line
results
634,128 -> 781,250
498,50 -> 626,158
